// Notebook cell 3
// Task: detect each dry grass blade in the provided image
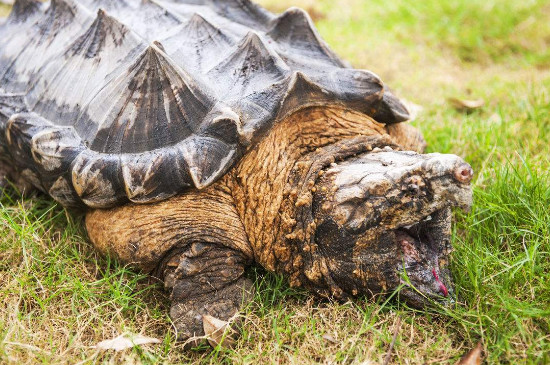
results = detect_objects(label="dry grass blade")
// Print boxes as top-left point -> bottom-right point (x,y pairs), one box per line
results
382,316 -> 402,365
322,333 -> 338,344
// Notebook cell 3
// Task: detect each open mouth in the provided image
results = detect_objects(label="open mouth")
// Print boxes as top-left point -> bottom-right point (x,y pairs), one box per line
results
394,207 -> 454,305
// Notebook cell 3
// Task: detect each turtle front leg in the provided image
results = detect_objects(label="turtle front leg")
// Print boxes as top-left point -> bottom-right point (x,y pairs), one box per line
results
160,242 -> 254,346
85,187 -> 254,347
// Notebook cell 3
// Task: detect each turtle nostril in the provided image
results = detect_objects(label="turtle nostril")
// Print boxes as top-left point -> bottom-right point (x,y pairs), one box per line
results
454,163 -> 473,184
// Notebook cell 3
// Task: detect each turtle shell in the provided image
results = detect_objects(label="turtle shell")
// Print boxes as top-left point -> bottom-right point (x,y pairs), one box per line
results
0,0 -> 409,208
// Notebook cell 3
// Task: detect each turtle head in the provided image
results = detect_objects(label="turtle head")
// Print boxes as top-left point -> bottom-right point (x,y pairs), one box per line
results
311,148 -> 473,306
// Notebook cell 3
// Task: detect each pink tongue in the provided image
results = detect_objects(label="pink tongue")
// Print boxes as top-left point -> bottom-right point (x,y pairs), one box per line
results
432,268 -> 448,297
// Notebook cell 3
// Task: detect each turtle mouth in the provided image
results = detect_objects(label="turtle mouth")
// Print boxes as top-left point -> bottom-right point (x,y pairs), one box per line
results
393,206 -> 455,307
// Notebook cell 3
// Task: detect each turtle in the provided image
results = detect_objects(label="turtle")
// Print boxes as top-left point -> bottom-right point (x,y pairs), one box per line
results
0,0 -> 473,345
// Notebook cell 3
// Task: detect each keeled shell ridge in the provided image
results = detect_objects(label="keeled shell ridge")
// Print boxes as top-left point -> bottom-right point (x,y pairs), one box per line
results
0,0 -> 409,208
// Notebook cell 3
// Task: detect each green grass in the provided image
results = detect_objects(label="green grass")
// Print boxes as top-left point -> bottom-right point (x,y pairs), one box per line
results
1,0 -> 550,363
449,163 -> 550,361
328,0 -> 550,66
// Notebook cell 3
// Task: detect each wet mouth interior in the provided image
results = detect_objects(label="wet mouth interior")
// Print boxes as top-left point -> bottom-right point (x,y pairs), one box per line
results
394,207 -> 451,297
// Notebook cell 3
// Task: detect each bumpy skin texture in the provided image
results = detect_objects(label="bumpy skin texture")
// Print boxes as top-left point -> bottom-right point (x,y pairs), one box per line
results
309,150 -> 471,303
86,107 -> 473,341
86,181 -> 254,342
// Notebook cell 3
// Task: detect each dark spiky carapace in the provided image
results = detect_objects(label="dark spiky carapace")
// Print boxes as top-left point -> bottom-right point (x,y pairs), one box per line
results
0,0 -> 409,208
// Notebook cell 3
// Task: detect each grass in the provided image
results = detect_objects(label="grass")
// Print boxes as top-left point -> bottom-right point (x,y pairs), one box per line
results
1,0 -> 550,363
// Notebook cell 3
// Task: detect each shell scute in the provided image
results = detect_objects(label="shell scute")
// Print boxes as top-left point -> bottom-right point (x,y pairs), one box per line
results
26,9 -> 146,127
0,0 -> 94,93
207,32 -> 290,98
49,176 -> 81,206
121,149 -> 192,203
5,0 -> 43,23
160,13 -> 235,72
30,126 -> 84,173
0,93 -> 27,123
71,151 -> 125,208
267,7 -> 343,67
83,44 -> 216,154
180,136 -> 236,189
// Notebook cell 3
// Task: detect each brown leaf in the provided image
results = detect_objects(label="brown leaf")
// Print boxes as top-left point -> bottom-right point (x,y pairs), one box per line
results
456,342 -> 483,365
94,333 -> 161,351
448,97 -> 485,111
202,315 -> 236,348
322,334 -> 337,344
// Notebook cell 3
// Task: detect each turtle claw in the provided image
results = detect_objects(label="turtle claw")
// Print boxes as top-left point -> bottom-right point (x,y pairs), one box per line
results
161,243 -> 253,347
169,276 -> 252,348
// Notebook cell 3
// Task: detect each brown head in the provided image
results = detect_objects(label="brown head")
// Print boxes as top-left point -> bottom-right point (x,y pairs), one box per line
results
230,107 -> 473,308
310,148 -> 473,306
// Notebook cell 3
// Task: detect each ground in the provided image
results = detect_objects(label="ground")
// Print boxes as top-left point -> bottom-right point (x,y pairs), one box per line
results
1,0 -> 549,363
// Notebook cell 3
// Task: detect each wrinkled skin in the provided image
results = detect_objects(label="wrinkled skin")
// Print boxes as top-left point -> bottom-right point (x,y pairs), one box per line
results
311,149 -> 473,306
83,108 -> 473,344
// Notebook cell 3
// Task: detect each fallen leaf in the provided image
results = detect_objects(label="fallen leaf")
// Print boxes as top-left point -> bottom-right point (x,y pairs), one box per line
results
94,333 -> 161,351
203,315 -> 236,348
322,334 -> 337,344
456,342 -> 483,365
448,97 -> 485,111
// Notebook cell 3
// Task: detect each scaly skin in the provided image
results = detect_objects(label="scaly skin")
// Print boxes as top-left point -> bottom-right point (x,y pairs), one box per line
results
85,107 -> 473,343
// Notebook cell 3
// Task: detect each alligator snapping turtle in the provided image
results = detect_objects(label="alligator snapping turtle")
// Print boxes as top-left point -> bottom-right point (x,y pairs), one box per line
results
0,0 -> 473,343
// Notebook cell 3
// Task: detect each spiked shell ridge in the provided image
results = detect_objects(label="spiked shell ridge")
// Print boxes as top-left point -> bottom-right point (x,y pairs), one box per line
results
0,0 -> 409,208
